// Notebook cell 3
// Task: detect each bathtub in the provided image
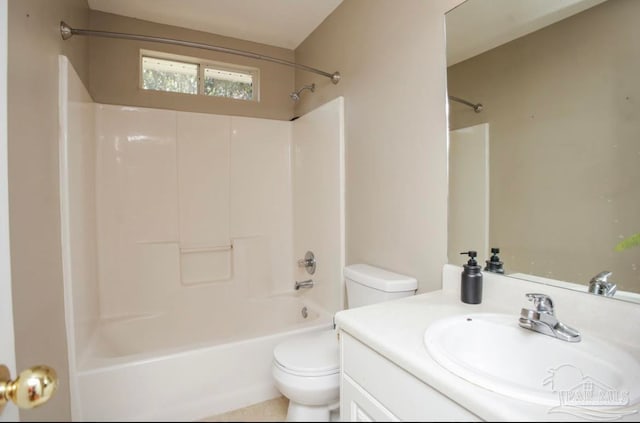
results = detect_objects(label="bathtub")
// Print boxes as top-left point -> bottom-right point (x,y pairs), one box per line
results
74,295 -> 332,421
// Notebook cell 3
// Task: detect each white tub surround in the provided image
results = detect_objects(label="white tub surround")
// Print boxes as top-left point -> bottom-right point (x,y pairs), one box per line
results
334,264 -> 640,421
95,105 -> 295,318
59,55 -> 345,421
293,97 -> 345,314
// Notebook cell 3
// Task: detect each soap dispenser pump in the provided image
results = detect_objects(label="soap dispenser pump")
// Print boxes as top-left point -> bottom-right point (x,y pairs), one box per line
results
484,247 -> 505,274
460,251 -> 483,304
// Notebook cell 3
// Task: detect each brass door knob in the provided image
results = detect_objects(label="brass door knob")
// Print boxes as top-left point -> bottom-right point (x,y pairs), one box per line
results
0,364 -> 57,409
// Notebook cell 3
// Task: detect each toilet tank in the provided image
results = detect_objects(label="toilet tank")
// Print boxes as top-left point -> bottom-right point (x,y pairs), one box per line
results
344,264 -> 417,308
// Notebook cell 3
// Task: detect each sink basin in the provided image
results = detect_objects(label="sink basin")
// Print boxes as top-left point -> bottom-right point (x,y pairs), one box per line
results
424,313 -> 640,407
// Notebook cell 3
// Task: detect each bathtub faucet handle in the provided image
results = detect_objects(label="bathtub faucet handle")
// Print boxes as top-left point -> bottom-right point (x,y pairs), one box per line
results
295,279 -> 314,290
297,251 -> 316,275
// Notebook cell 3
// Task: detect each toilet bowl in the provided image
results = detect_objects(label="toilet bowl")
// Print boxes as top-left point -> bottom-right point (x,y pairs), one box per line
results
272,264 -> 417,421
272,330 -> 339,421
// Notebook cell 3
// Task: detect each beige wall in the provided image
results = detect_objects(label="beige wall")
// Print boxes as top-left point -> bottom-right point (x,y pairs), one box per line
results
294,0 -> 463,293
448,0 -> 640,292
8,0 -> 90,421
88,11 -> 295,121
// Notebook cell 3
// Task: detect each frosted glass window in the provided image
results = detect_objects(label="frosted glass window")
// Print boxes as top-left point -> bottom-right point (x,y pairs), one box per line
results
204,67 -> 254,100
142,56 -> 198,95
140,51 -> 259,101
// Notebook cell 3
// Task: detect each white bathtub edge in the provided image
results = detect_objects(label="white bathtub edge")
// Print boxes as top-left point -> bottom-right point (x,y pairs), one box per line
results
77,323 -> 332,421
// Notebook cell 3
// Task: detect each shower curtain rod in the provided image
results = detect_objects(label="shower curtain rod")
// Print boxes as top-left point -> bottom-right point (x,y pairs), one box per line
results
448,95 -> 483,113
59,21 -> 341,84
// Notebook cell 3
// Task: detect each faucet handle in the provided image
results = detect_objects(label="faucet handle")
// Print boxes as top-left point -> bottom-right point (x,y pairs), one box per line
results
297,251 -> 316,275
591,271 -> 612,282
525,293 -> 554,314
589,271 -> 617,296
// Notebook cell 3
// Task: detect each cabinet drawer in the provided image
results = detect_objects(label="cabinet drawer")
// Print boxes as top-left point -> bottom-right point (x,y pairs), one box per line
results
341,332 -> 479,421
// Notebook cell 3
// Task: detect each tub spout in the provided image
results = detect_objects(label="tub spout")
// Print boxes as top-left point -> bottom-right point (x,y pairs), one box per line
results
295,279 -> 314,290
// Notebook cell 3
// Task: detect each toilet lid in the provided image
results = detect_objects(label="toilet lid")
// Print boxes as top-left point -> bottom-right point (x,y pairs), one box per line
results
273,329 -> 339,377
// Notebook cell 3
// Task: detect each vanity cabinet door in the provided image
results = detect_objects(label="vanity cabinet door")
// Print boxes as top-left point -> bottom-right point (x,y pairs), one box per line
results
340,331 -> 480,422
341,374 -> 400,421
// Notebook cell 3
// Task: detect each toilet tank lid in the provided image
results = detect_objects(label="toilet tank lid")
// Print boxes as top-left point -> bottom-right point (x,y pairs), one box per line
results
344,264 -> 417,292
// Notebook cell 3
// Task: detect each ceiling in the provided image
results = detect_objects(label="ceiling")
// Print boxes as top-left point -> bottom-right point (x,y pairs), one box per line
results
87,0 -> 343,50
87,0 -> 607,63
446,0 -> 607,66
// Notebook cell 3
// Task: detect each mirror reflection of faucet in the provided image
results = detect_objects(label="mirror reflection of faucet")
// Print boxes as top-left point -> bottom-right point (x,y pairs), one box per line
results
589,271 -> 617,297
518,293 -> 581,342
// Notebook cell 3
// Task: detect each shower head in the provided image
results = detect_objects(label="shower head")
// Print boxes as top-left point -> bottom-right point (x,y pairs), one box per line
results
290,83 -> 315,102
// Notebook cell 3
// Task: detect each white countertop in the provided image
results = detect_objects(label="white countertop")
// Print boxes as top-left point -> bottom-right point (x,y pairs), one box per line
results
334,264 -> 640,421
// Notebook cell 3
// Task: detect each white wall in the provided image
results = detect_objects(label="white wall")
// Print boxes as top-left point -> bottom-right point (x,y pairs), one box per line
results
448,123 -> 489,262
293,97 -> 345,312
229,116 -> 295,296
59,55 -> 99,358
96,105 -> 180,317
58,55 -> 99,420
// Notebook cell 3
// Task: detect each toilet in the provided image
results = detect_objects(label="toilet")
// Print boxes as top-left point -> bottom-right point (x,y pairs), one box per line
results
272,264 -> 417,421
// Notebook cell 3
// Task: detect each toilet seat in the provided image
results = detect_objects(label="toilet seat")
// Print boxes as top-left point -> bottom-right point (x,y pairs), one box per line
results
273,329 -> 339,377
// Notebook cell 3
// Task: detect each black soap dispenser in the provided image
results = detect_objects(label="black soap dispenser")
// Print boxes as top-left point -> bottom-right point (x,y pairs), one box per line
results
460,251 -> 483,304
484,247 -> 505,274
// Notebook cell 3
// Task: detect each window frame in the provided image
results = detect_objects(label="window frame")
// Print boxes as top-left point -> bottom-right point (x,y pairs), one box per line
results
139,49 -> 260,101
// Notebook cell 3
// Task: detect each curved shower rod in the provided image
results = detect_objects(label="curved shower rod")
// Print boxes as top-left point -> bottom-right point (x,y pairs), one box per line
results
59,21 -> 341,84
448,95 -> 483,113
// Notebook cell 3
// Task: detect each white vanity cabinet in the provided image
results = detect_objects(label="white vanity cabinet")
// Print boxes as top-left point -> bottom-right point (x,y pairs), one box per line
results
335,266 -> 640,422
339,331 -> 480,422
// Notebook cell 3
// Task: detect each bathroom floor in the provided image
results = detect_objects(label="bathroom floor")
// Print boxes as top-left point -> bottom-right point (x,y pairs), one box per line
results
201,397 -> 289,422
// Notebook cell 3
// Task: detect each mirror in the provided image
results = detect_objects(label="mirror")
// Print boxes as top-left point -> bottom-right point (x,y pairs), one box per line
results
445,0 -> 640,303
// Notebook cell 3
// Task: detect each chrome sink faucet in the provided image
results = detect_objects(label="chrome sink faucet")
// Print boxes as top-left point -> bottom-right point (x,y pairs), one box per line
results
518,293 -> 581,342
589,271 -> 617,297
